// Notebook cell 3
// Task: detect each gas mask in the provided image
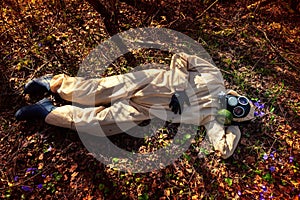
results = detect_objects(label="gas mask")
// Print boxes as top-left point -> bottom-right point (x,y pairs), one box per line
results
216,91 -> 252,125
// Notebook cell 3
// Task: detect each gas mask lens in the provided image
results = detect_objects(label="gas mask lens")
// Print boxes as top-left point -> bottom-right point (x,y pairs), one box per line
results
233,106 -> 245,117
238,96 -> 249,105
228,96 -> 238,106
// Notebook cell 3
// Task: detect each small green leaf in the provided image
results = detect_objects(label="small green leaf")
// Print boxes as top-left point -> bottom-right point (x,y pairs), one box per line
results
182,153 -> 191,161
254,169 -> 262,175
199,148 -> 210,156
54,173 -> 62,181
138,193 -> 149,200
184,134 -> 191,140
281,180 -> 287,186
98,183 -> 105,190
262,173 -> 272,181
224,178 -> 233,186
112,158 -> 119,163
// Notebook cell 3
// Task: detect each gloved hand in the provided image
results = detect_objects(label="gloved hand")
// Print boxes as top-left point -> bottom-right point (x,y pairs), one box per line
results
169,91 -> 190,114
203,122 -> 241,159
212,125 -> 241,159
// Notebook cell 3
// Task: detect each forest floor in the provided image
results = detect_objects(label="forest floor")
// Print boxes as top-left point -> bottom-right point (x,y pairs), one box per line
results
0,0 -> 299,199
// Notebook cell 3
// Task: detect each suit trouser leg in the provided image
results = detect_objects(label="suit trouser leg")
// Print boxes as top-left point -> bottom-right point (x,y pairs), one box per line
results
45,100 -> 150,136
49,70 -> 162,106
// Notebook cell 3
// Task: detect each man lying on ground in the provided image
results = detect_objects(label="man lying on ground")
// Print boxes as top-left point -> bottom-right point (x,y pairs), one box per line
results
15,53 -> 255,159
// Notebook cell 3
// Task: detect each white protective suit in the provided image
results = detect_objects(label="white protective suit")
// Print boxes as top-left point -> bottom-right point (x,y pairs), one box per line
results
45,53 -> 254,158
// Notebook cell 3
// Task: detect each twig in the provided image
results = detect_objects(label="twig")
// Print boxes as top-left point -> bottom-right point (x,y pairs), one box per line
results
268,138 -> 277,154
166,17 -> 180,28
28,60 -> 52,80
196,0 -> 219,20
196,35 -> 208,47
148,8 -> 161,26
188,170 -> 195,184
219,68 -> 233,75
247,0 -> 263,10
256,28 -> 299,71
251,55 -> 265,70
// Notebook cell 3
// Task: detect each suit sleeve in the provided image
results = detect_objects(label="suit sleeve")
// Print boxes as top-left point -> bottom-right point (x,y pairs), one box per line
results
203,122 -> 241,159
169,53 -> 191,91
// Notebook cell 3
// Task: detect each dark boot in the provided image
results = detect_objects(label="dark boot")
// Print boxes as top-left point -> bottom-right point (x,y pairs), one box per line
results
24,74 -> 53,95
15,98 -> 56,121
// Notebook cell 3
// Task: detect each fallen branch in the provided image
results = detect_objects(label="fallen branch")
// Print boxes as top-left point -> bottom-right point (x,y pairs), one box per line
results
256,28 -> 299,71
196,0 -> 219,20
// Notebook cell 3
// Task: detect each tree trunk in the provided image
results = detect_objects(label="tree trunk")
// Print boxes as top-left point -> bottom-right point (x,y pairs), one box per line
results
85,0 -> 135,65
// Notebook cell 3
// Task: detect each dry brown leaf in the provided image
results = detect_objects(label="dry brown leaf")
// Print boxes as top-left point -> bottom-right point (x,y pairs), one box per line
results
38,153 -> 44,160
71,172 -> 79,177
69,163 -> 78,173
38,162 -> 44,170
164,189 -> 170,197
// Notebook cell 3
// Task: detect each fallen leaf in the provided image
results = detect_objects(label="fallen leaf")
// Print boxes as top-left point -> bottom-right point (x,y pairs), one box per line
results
38,153 -> 44,160
69,164 -> 78,173
38,163 -> 44,170
71,172 -> 79,177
